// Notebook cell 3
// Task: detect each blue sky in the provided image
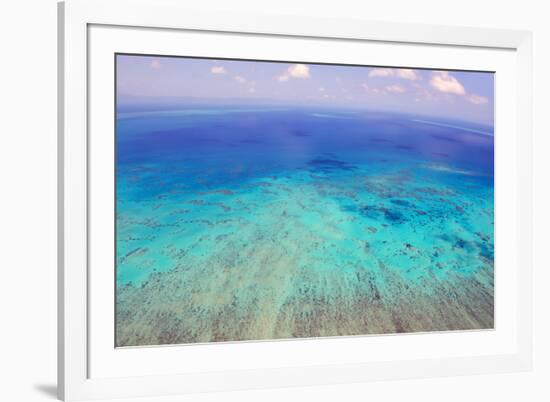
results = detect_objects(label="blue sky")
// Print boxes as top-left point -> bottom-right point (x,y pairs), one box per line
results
117,54 -> 494,125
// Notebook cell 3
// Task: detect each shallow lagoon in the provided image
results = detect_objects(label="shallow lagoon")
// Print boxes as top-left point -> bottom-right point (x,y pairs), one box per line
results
115,107 -> 494,346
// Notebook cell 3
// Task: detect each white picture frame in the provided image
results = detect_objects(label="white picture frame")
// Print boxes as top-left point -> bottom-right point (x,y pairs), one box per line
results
58,0 -> 533,400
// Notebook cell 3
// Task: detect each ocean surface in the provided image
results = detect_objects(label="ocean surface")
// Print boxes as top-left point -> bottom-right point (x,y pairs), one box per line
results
115,107 -> 494,347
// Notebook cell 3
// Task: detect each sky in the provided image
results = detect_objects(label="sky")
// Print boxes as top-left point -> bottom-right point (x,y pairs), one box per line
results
116,54 -> 494,125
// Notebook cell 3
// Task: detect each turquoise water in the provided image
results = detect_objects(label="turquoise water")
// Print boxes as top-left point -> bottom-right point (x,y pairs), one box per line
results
115,107 -> 494,346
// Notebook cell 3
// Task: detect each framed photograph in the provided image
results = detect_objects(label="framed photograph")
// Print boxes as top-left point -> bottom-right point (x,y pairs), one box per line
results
58,0 -> 533,400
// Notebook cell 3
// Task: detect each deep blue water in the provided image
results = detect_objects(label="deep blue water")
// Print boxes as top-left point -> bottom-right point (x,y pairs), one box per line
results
116,108 -> 493,202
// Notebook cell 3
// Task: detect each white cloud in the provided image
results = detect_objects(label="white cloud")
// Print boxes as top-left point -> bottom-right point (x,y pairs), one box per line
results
210,66 -> 226,74
368,68 -> 393,78
150,59 -> 161,69
288,64 -> 310,78
396,69 -> 420,80
385,84 -> 406,94
233,76 -> 256,93
361,83 -> 386,94
277,64 -> 310,82
369,68 -> 420,81
430,71 -> 466,95
428,71 -> 489,106
466,93 -> 489,105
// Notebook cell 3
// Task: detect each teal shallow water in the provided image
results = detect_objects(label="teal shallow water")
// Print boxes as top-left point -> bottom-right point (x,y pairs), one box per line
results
115,108 -> 494,346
